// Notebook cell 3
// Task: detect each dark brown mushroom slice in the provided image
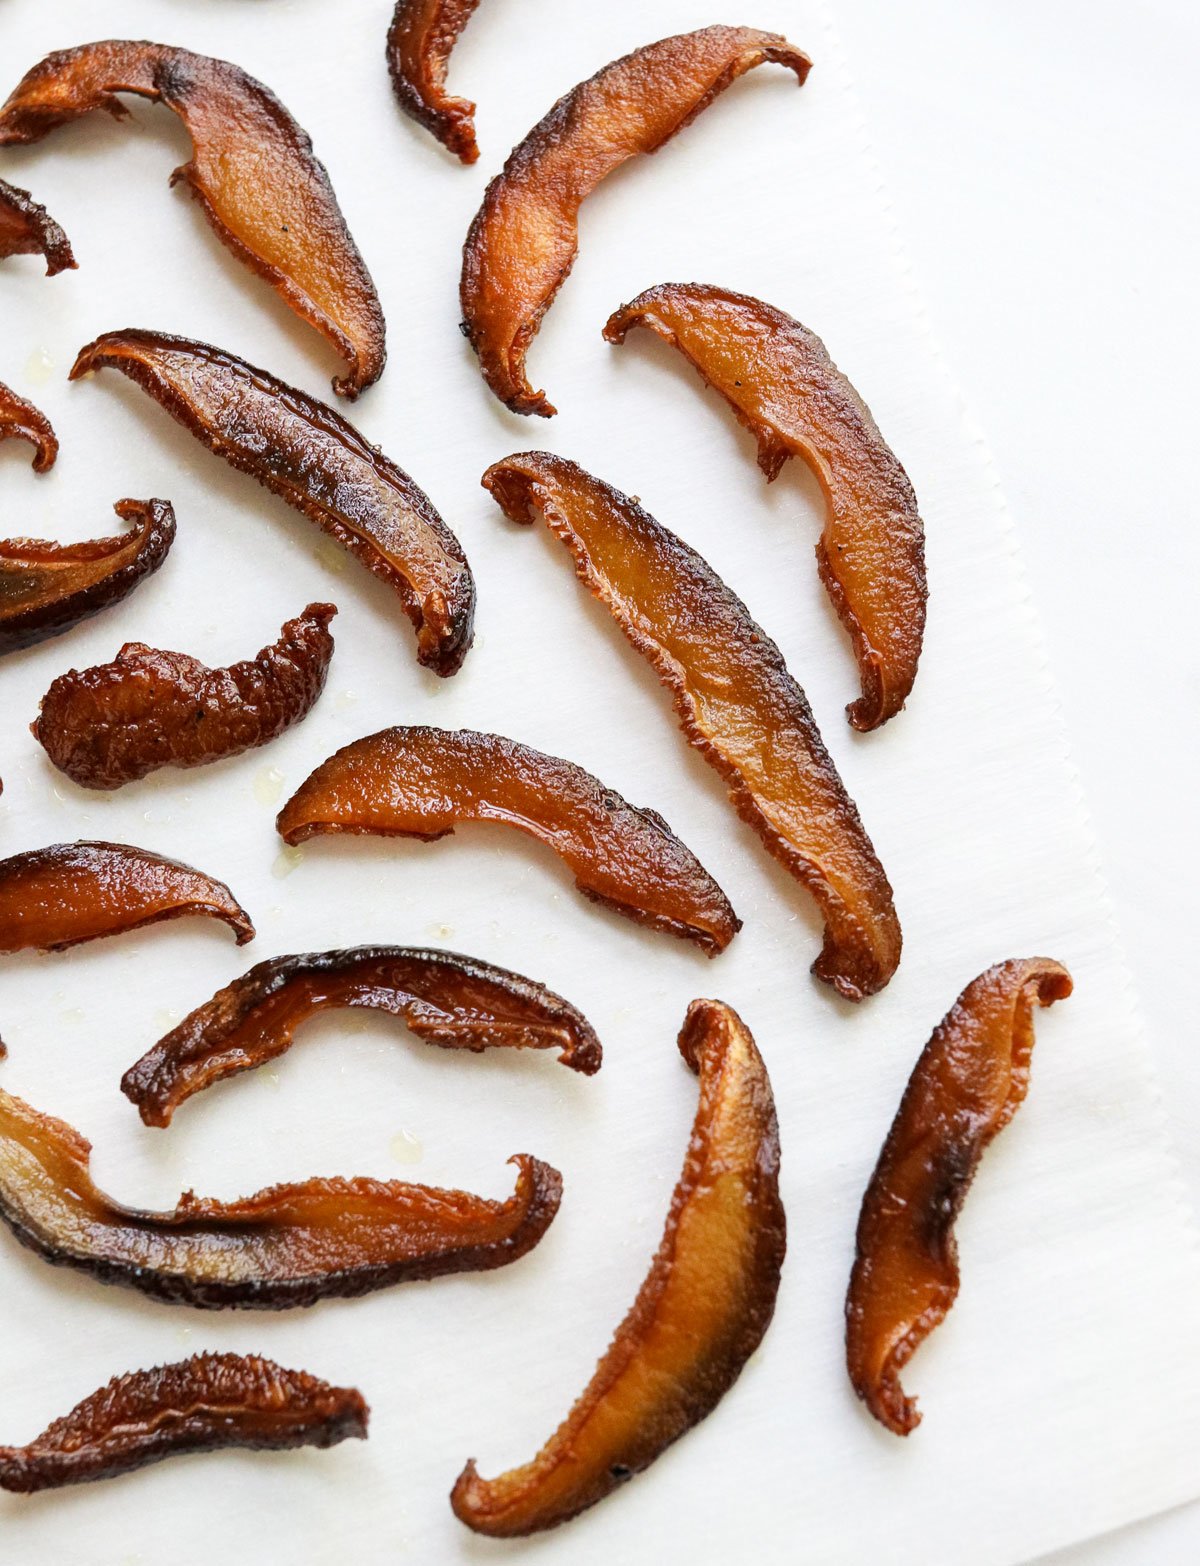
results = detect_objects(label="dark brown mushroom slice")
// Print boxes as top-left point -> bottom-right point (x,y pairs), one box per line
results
0,381 -> 57,471
387,0 -> 484,163
0,175 -> 76,274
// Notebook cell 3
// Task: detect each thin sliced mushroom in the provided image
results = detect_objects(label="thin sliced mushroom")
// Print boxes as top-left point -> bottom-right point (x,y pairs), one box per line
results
0,381 -> 57,471
0,41 -> 384,396
277,726 -> 740,956
123,944 -> 602,1127
71,330 -> 474,675
460,26 -> 810,415
483,452 -> 901,1000
388,0 -> 483,163
0,841 -> 254,952
604,284 -> 927,730
846,958 -> 1073,1435
0,1353 -> 368,1492
0,175 -> 76,274
0,1084 -> 561,1308
452,998 -> 784,1536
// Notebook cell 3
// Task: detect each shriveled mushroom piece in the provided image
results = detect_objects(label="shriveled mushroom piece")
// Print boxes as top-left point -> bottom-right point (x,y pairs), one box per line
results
388,0 -> 484,163
0,175 -> 76,274
0,381 -> 57,470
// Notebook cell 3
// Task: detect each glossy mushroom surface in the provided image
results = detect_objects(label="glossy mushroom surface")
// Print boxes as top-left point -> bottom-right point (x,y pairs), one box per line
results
0,381 -> 57,470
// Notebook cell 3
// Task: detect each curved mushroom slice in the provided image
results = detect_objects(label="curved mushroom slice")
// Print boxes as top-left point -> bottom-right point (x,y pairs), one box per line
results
604,284 -> 927,731
0,1353 -> 368,1493
34,602 -> 336,790
1,498 -> 176,657
0,381 -> 57,471
0,1084 -> 561,1308
846,958 -> 1073,1435
124,944 -> 602,1127
460,26 -> 810,416
70,330 -> 474,675
0,841 -> 254,952
484,453 -> 900,1000
277,726 -> 740,956
0,175 -> 76,275
452,998 -> 784,1536
0,42 -> 384,396
388,0 -> 483,163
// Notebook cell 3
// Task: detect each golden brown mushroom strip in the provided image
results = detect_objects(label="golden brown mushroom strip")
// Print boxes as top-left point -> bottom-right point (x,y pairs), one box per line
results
452,998 -> 784,1536
604,284 -> 927,731
70,330 -> 474,675
846,958 -> 1073,1435
0,41 -> 384,396
0,175 -> 76,275
388,0 -> 484,163
484,453 -> 901,1000
277,726 -> 740,956
124,944 -> 602,1128
0,1353 -> 368,1492
460,26 -> 811,415
0,1084 -> 561,1309
0,841 -> 254,952
0,381 -> 57,471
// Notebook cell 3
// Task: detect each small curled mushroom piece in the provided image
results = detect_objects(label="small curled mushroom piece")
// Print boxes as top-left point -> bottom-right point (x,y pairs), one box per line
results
277,727 -> 740,956
0,41 -> 384,396
0,841 -> 254,953
0,381 -> 58,471
123,944 -> 603,1128
1,498 -> 176,657
452,998 -> 784,1536
604,284 -> 928,730
0,1353 -> 368,1493
0,175 -> 76,275
846,958 -> 1073,1436
33,603 -> 337,790
460,26 -> 811,416
388,0 -> 483,163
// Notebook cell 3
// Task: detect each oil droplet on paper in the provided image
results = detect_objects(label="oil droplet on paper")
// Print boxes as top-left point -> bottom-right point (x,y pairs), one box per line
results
312,536 -> 348,574
336,688 -> 359,710
390,1129 -> 423,1165
154,1008 -> 181,1032
61,1007 -> 85,1026
272,845 -> 304,879
430,922 -> 454,940
264,1069 -> 281,1092
25,347 -> 54,385
253,765 -> 285,806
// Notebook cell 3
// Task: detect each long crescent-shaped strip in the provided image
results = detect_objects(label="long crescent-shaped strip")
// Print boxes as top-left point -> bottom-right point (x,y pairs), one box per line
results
460,26 -> 810,415
0,381 -> 58,471
452,998 -> 784,1535
0,175 -> 76,275
846,957 -> 1073,1435
0,41 -> 384,396
388,0 -> 484,163
604,283 -> 928,730
483,452 -> 901,1000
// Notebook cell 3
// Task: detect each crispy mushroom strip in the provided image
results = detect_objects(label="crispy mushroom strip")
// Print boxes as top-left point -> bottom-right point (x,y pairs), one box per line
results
0,841 -> 254,952
453,998 -> 784,1536
124,945 -> 602,1128
484,453 -> 900,1000
388,0 -> 484,163
0,42 -> 384,396
0,1084 -> 561,1308
846,958 -> 1073,1436
0,175 -> 76,275
70,330 -> 474,675
0,381 -> 58,471
1,498 -> 175,657
34,603 -> 336,790
460,26 -> 810,416
604,285 -> 927,731
277,727 -> 740,956
0,1353 -> 368,1493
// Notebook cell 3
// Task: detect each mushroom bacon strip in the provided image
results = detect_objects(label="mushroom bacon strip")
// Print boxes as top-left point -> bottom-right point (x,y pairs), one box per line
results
846,958 -> 1073,1435
34,603 -> 336,789
0,841 -> 254,953
0,1085 -> 561,1309
388,0 -> 484,163
604,284 -> 927,731
70,330 -> 474,676
460,26 -> 811,416
0,42 -> 384,397
452,999 -> 784,1536
0,381 -> 57,470
123,945 -> 602,1128
277,727 -> 740,957
484,453 -> 901,1001
0,176 -> 76,275
1,499 -> 176,657
0,1354 -> 368,1493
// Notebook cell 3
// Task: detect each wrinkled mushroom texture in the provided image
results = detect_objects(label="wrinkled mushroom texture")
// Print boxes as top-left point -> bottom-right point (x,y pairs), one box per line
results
460,25 -> 811,415
34,602 -> 336,789
70,330 -> 474,675
0,1084 -> 562,1309
483,452 -> 901,1001
604,283 -> 927,731
388,0 -> 484,163
0,41 -> 384,396
276,726 -> 740,955
0,381 -> 58,471
1,498 -> 176,657
0,1353 -> 368,1492
846,958 -> 1073,1435
0,175 -> 76,274
452,998 -> 784,1536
